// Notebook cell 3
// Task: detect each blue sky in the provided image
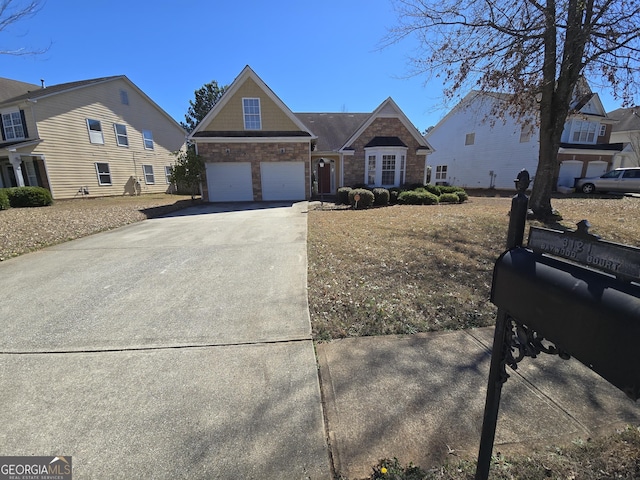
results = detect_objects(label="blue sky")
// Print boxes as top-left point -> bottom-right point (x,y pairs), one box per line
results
0,0 -> 623,132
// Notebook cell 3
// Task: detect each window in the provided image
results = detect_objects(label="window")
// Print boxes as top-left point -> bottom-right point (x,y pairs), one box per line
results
622,169 -> 640,179
367,155 -> 376,185
165,166 -> 173,184
435,165 -> 448,181
114,123 -> 128,146
95,162 -> 112,185
465,133 -> 475,145
142,165 -> 154,184
142,130 -> 154,150
86,119 -> 104,144
120,89 -> 129,105
365,148 -> 407,186
519,125 -> 535,143
2,110 -> 26,140
243,98 -> 261,130
599,124 -> 607,137
381,155 -> 396,185
572,121 -> 597,143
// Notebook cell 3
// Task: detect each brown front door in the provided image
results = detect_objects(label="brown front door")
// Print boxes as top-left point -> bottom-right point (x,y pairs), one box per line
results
318,163 -> 331,194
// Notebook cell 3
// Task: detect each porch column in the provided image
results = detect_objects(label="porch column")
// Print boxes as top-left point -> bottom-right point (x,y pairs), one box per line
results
9,153 -> 25,187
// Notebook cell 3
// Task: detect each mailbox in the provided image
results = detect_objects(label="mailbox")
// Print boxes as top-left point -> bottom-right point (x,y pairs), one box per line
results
491,247 -> 640,400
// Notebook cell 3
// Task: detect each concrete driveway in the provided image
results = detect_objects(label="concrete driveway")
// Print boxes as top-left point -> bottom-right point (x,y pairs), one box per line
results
0,202 -> 330,479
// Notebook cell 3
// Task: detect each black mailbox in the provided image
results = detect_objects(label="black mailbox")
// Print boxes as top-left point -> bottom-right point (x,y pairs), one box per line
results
491,247 -> 640,401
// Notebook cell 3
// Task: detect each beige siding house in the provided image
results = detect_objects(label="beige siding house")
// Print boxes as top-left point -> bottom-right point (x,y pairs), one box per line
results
0,76 -> 186,199
190,66 -> 432,202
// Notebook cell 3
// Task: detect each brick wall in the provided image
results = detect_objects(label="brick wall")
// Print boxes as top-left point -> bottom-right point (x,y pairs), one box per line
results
196,141 -> 310,201
343,117 -> 425,186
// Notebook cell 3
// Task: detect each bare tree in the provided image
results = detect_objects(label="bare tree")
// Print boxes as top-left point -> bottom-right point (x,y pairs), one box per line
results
388,0 -> 640,218
0,0 -> 45,56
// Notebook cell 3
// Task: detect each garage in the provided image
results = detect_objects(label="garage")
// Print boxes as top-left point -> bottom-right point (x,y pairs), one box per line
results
206,162 -> 253,202
260,162 -> 306,201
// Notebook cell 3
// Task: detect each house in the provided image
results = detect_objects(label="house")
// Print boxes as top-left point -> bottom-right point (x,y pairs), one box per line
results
425,81 -> 623,190
189,66 -> 432,202
0,76 -> 186,199
607,108 -> 640,168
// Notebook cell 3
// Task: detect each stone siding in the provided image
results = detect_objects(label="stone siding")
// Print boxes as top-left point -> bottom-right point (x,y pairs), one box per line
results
343,117 -> 425,187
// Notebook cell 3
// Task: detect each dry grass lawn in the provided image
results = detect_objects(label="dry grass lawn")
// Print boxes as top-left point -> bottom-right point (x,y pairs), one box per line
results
307,194 -> 640,341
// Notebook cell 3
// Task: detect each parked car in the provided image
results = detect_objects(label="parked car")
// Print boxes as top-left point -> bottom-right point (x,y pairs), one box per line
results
575,167 -> 640,194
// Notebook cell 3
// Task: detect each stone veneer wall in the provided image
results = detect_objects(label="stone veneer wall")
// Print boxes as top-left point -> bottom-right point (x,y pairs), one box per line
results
343,117 -> 425,187
196,141 -> 310,201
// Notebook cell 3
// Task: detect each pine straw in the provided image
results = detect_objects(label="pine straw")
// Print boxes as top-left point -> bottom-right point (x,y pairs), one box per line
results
307,195 -> 640,341
0,194 -> 197,260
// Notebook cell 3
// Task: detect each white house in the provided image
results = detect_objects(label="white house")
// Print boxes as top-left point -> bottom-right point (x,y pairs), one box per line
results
425,82 -> 622,190
608,108 -> 640,168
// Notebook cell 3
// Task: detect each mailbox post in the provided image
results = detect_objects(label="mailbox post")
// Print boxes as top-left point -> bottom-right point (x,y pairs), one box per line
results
474,169 -> 640,480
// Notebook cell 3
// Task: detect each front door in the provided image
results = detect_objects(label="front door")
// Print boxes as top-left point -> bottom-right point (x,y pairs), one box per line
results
318,163 -> 331,194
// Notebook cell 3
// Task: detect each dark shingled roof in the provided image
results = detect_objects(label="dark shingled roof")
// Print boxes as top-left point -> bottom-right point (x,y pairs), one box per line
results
191,130 -> 312,138
560,142 -> 625,151
295,113 -> 371,151
0,76 -> 123,106
608,108 -> 640,132
0,77 -> 40,103
364,136 -> 407,148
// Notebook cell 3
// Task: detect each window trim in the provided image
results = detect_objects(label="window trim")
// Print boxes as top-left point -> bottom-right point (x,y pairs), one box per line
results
95,162 -> 112,186
435,165 -> 448,181
599,124 -> 607,137
571,120 -> 597,144
142,164 -> 155,184
142,130 -> 154,150
86,119 -> 104,144
1,108 -> 26,140
165,165 -> 173,184
242,97 -> 262,130
114,123 -> 129,147
364,147 -> 408,187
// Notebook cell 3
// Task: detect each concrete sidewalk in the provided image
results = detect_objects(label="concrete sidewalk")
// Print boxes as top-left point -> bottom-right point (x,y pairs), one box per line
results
317,328 -> 640,479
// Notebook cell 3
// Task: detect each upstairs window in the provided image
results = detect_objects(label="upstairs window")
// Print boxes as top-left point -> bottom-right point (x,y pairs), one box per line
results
519,125 -> 535,143
114,123 -> 128,146
599,124 -> 607,137
2,110 -> 26,140
142,130 -> 154,150
465,133 -> 475,145
86,119 -> 104,144
243,98 -> 261,130
120,89 -> 129,105
572,120 -> 597,143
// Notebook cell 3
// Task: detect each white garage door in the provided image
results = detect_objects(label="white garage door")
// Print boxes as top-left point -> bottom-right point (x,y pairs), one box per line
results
558,160 -> 583,188
206,162 -> 253,202
260,162 -> 306,201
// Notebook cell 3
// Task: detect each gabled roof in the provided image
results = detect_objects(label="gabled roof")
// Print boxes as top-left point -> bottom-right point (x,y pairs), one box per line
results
339,97 -> 432,152
0,75 -> 185,132
190,65 -> 314,139
0,77 -> 40,103
295,112 -> 370,152
608,108 -> 640,132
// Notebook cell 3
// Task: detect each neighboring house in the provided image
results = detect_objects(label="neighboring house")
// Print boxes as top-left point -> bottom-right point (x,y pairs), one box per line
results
0,76 -> 186,199
425,81 -> 623,190
608,107 -> 640,168
189,66 -> 432,202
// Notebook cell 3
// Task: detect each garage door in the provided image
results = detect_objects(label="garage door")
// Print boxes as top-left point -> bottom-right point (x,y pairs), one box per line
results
206,162 -> 253,202
260,162 -> 306,201
558,160 -> 583,188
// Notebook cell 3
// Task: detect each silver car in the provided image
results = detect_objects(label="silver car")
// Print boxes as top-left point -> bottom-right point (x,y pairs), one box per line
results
575,167 -> 640,194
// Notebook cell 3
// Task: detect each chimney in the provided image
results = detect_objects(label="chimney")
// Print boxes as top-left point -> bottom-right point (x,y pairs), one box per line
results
40,79 -> 45,89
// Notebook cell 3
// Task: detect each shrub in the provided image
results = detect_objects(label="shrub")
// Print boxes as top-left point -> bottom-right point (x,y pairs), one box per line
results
7,186 -> 53,208
337,187 -> 352,205
424,183 -> 441,196
388,187 -> 401,205
398,190 -> 439,205
456,190 -> 469,203
405,183 -> 425,190
439,192 -> 460,203
439,185 -> 463,194
372,188 -> 390,206
349,188 -> 375,209
0,189 -> 9,210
